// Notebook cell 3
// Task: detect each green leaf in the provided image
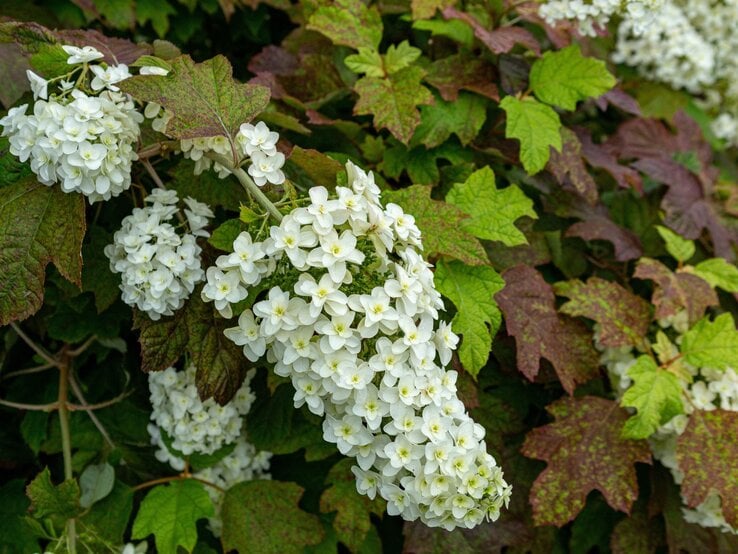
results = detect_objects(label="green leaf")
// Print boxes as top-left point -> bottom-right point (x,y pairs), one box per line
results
680,313 -> 738,370
0,137 -> 32,188
354,65 -> 433,144
412,18 -> 474,47
410,0 -> 457,19
131,480 -> 214,554
221,480 -> 324,554
319,459 -> 385,552
81,225 -> 121,313
529,45 -> 616,111
79,481 -> 133,545
500,96 -> 562,175
344,48 -> 384,77
288,146 -> 343,190
208,219 -> 244,251
381,141 -> 473,185
412,92 -> 487,148
0,178 -> 85,326
693,258 -> 738,292
382,185 -> 488,265
446,166 -> 536,246
620,356 -> 685,439
656,225 -> 695,263
434,260 -> 505,376
136,0 -> 177,37
307,0 -> 383,50
26,467 -> 81,520
0,480 -> 40,553
79,463 -> 115,509
383,40 -> 421,74
554,277 -> 652,350
169,159 -> 246,211
28,43 -> 73,79
119,55 -> 270,141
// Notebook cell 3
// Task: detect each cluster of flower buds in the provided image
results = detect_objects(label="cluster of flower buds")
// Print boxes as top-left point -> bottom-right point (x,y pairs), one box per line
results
105,188 -> 213,319
201,161 -> 511,530
0,45 -> 146,202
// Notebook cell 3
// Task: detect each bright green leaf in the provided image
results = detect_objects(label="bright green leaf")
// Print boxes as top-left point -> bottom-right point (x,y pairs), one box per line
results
119,55 -> 270,141
26,467 -> 81,520
446,166 -> 536,246
383,40 -> 421,74
434,259 -> 505,376
354,65 -> 433,144
680,313 -> 738,370
307,0 -> 383,50
693,258 -> 738,292
412,92 -> 487,148
620,356 -> 685,439
656,225 -> 695,263
239,205 -> 262,224
136,0 -> 177,37
344,48 -> 384,77
529,45 -> 616,111
0,178 -> 85,326
412,18 -> 474,47
131,480 -> 214,554
221,480 -> 324,554
79,463 -> 115,509
382,185 -> 488,265
500,96 -> 562,175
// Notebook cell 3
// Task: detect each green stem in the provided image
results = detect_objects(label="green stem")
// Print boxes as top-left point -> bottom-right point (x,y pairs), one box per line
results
58,352 -> 76,554
207,153 -> 283,223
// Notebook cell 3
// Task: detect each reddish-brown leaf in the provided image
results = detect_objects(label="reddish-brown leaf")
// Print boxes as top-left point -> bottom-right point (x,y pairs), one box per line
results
425,54 -> 499,102
676,410 -> 738,528
634,258 -> 717,325
522,396 -> 652,526
442,7 -> 540,55
566,217 -> 642,261
610,507 -> 660,554
575,128 -> 643,191
554,277 -> 652,350
496,265 -> 599,393
548,128 -> 598,205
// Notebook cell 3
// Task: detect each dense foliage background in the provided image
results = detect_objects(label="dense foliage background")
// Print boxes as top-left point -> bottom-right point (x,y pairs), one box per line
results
2,0 -> 738,553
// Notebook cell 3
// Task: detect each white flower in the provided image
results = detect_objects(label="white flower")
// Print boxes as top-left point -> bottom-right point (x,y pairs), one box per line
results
237,121 -> 279,156
26,70 -> 48,100
248,151 -> 285,186
140,65 -> 170,76
62,44 -> 104,64
90,63 -> 131,91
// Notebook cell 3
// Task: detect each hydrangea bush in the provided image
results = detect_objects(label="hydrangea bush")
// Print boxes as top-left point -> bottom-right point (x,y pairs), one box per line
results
1,1 -> 738,554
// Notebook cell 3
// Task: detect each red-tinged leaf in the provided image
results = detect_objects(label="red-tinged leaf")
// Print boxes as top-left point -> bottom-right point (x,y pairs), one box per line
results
676,410 -> 738,527
566,217 -> 642,262
596,88 -> 641,116
575,128 -> 642,191
522,396 -> 652,526
548,128 -> 598,205
554,277 -> 652,350
610,507 -> 660,554
402,517 -> 531,554
410,0 -> 457,19
606,118 -> 679,161
425,54 -> 499,102
248,45 -> 298,76
353,66 -> 433,144
0,43 -> 30,109
0,179 -> 85,326
119,55 -> 270,142
442,7 -> 540,55
55,29 -> 151,65
287,146 -> 342,190
495,265 -> 599,393
382,185 -> 488,265
634,258 -> 717,325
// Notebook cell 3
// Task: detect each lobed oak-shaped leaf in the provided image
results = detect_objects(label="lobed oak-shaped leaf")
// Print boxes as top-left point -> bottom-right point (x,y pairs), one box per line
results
434,260 -> 505,376
679,313 -> 738,371
634,258 -> 716,325
620,355 -> 684,439
548,128 -> 598,205
354,66 -> 433,144
320,459 -> 386,552
424,54 -> 498,102
0,178 -> 85,326
693,257 -> 738,292
26,467 -> 81,521
500,96 -> 562,175
442,7 -> 539,55
119,54 -> 270,142
306,0 -> 383,50
522,396 -> 651,526
132,480 -> 214,554
676,410 -> 738,527
446,166 -> 536,247
496,265 -> 599,394
412,92 -> 487,148
554,277 -> 651,351
221,480 -> 324,554
382,185 -> 487,265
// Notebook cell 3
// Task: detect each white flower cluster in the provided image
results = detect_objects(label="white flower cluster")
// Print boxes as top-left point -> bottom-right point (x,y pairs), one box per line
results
538,0 -> 662,37
603,332 -> 738,535
147,365 -> 271,536
142,102 -> 286,186
201,161 -> 511,530
0,45 -> 144,202
612,0 -> 738,144
104,188 -> 213,320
